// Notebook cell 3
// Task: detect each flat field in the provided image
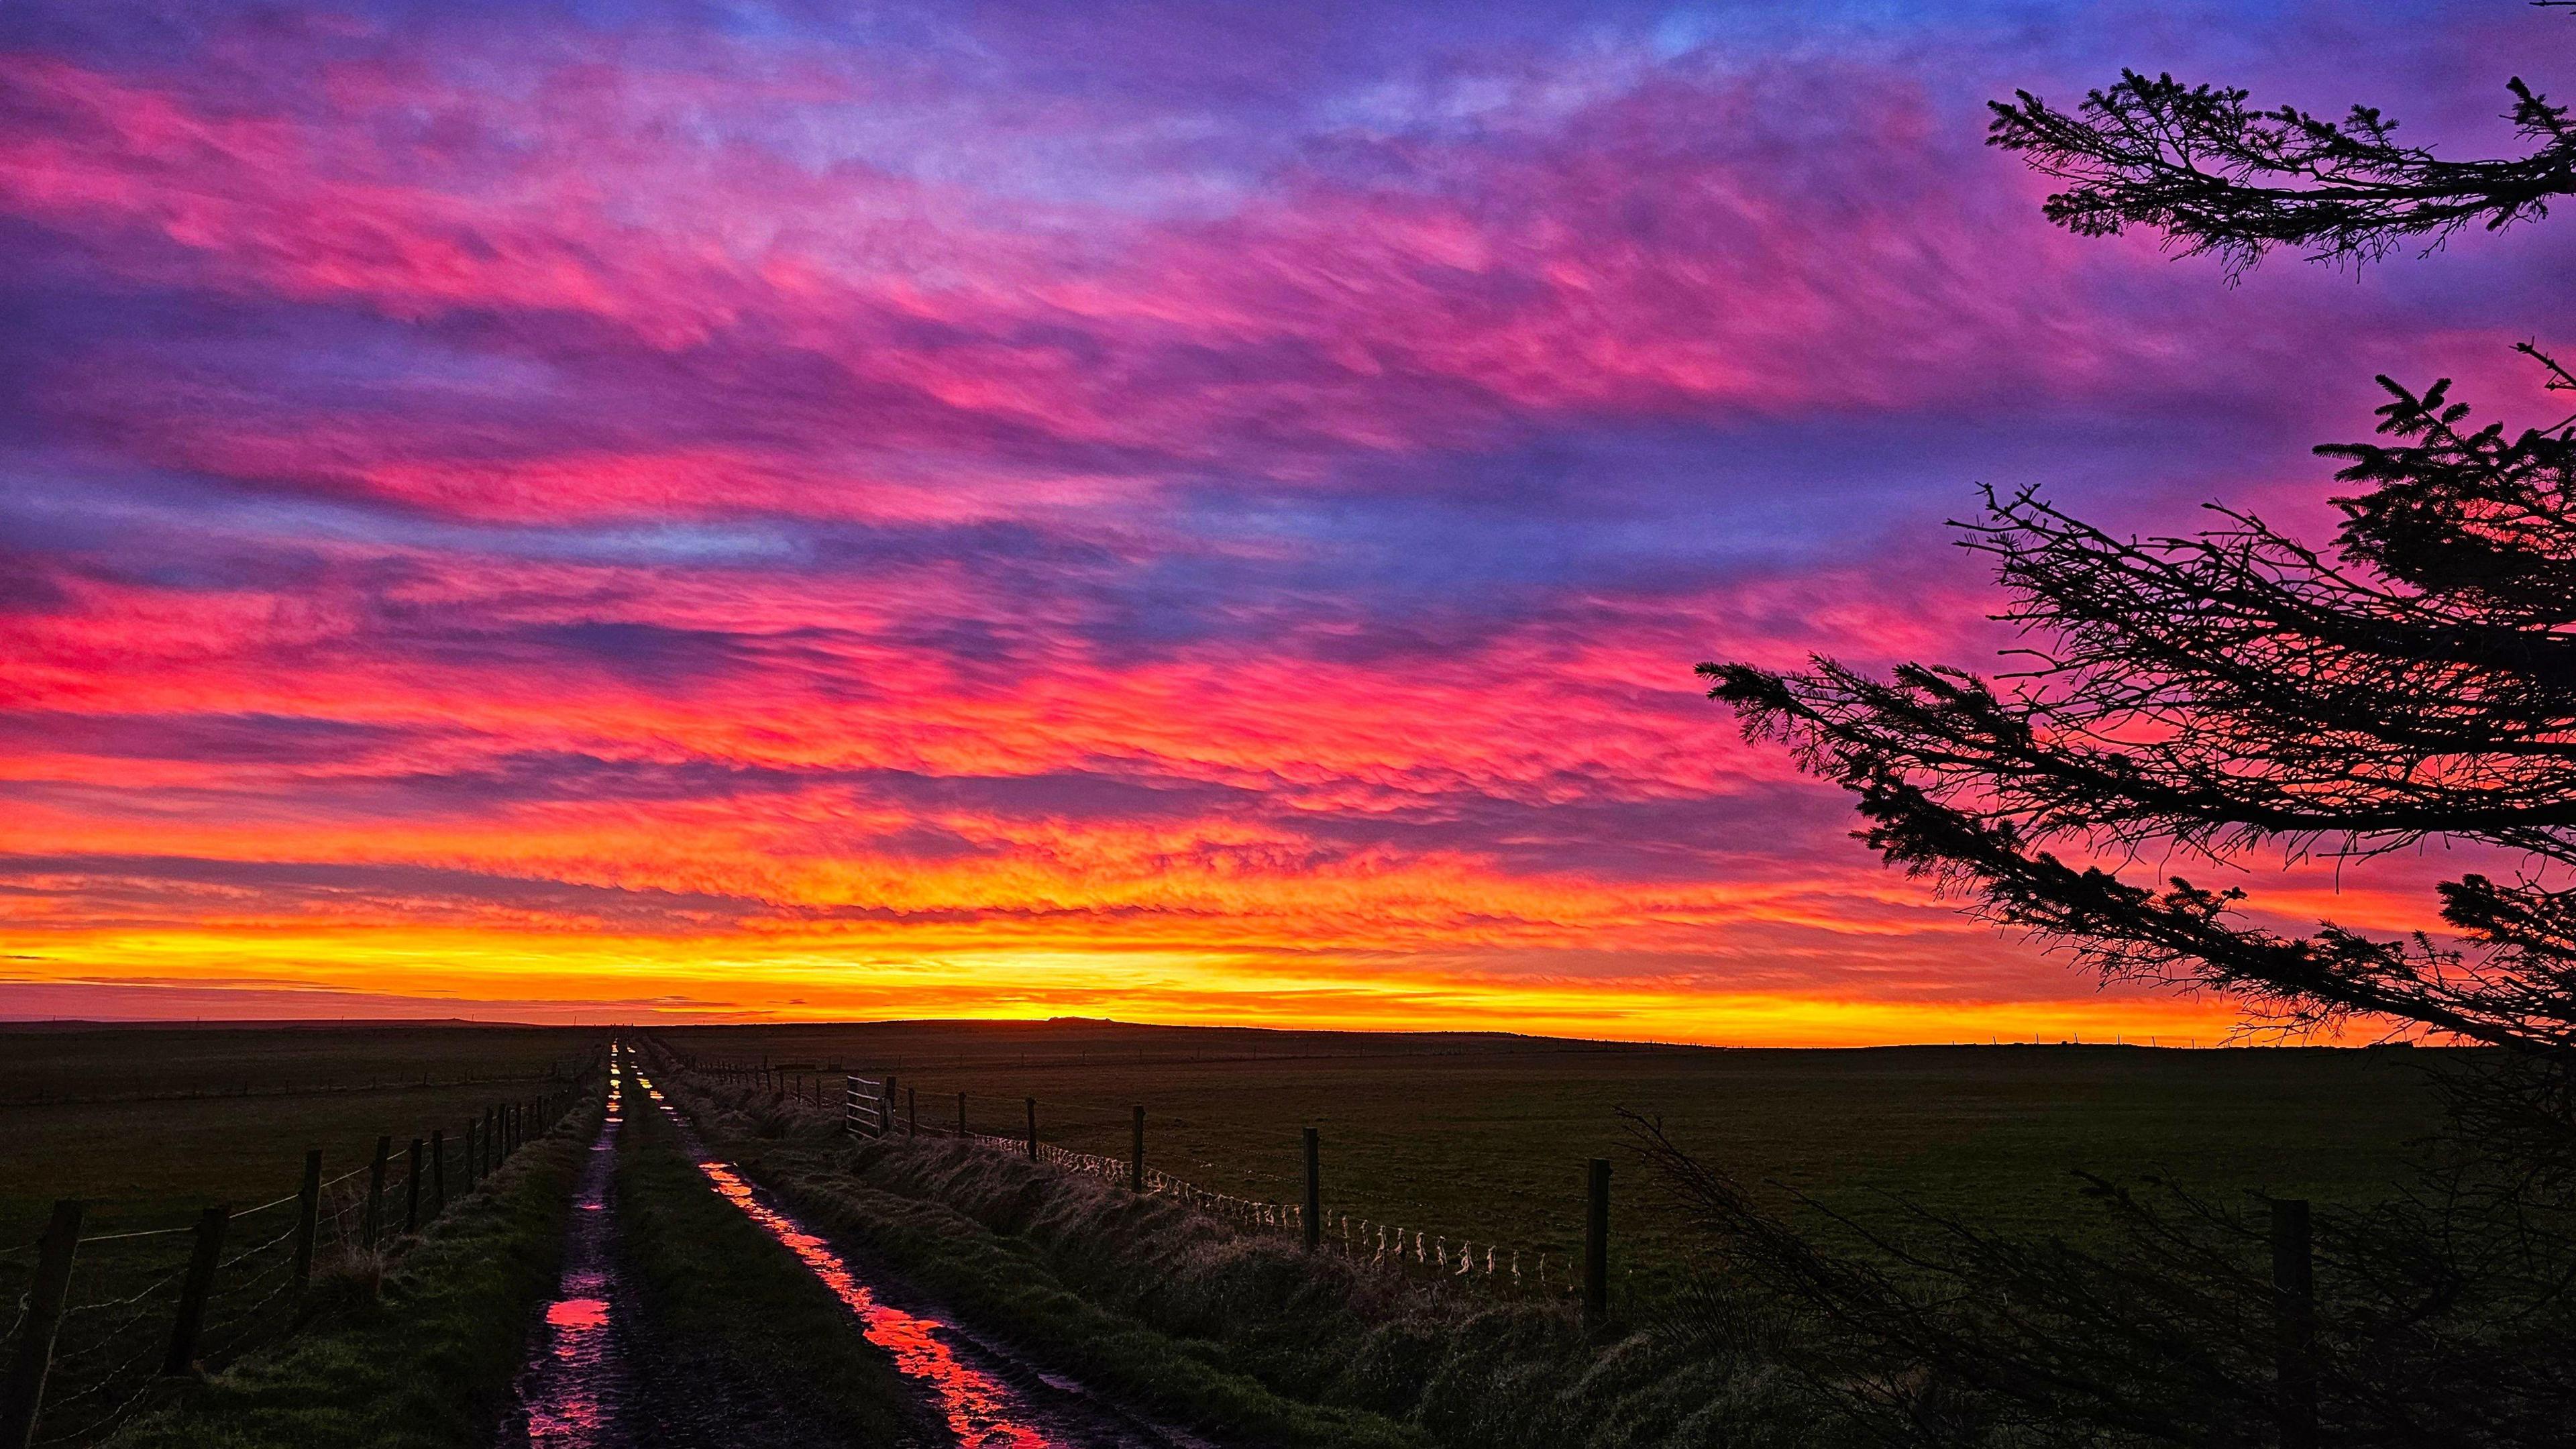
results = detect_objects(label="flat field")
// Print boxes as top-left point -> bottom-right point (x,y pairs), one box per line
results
0,1022 -> 604,1243
652,1019 -> 2458,1287
0,1018 -> 2458,1298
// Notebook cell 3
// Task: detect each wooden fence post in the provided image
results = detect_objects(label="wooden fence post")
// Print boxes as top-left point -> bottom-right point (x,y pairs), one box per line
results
1024,1097 -> 1038,1160
405,1137 -> 424,1234
2272,1197 -> 2318,1449
163,1204 -> 228,1375
431,1128 -> 446,1215
291,1149 -> 323,1289
0,1199 -> 82,1449
1131,1106 -> 1146,1192
1303,1126 -> 1322,1252
884,1076 -> 898,1139
364,1136 -> 391,1249
1583,1159 -> 1611,1326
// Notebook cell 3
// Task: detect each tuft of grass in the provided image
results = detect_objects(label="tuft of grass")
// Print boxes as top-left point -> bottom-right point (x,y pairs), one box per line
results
613,1084 -> 934,1446
103,1108 -> 596,1449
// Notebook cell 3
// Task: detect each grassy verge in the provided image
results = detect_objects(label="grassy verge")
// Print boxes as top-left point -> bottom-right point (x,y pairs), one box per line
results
664,1062 -> 1865,1444
764,1141 -> 1859,1449
103,1104 -> 596,1449
648,1065 -> 1426,1448
614,1085 -> 932,1446
664,1066 -> 1856,1449
770,1149 -> 1427,1449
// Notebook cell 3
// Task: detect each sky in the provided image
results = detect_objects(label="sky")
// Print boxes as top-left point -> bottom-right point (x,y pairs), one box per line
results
0,0 -> 2567,1040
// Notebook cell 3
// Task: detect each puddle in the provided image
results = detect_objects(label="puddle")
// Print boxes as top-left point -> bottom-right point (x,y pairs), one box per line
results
497,1043 -> 634,1448
633,1069 -> 1210,1449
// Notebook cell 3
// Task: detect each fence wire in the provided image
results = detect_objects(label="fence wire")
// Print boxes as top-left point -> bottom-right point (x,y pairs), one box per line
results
691,1062 -> 1572,1301
9,1046 -> 614,1448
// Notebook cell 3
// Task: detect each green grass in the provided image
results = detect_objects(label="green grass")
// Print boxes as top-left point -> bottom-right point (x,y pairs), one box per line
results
101,1103 -> 595,1449
1,1024 -> 604,1244
651,1067 -> 1434,1449
0,1021 -> 2453,1449
0,1022 -> 597,1105
667,1067 -> 1856,1449
613,1080 -> 930,1446
653,1020 -> 2453,1282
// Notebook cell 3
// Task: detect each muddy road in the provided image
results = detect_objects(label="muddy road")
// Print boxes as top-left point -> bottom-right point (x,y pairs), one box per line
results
498,1044 -> 1210,1449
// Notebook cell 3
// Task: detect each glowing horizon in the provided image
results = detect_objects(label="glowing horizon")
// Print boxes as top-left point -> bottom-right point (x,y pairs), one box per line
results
1,1 -> 2563,1044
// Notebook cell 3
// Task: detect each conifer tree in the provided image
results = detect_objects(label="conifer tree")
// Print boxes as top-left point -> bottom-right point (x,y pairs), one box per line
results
1664,17 -> 2576,1444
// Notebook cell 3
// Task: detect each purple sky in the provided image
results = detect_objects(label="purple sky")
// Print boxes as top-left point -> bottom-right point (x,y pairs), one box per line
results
0,0 -> 2565,1035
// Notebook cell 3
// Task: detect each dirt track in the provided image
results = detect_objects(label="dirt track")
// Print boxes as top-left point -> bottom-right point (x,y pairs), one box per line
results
496,1044 -> 1205,1449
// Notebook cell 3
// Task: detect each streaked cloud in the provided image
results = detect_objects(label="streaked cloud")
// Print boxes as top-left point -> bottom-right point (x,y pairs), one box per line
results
1,0 -> 2563,1034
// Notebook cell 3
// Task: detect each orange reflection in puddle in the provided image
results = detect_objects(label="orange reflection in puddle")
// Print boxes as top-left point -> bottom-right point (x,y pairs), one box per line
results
547,1297 -> 610,1330
635,1071 -> 1056,1448
511,1046 -> 631,1446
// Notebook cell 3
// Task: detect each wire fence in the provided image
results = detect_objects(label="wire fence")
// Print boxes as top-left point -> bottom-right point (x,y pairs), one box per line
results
663,1051 -> 1597,1305
0,1059 -> 607,1448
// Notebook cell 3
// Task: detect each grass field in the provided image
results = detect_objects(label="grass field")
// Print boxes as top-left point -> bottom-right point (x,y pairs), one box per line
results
651,1019 -> 2457,1286
0,1019 -> 2473,1449
0,1023 -> 604,1243
2,1018 -> 2459,1297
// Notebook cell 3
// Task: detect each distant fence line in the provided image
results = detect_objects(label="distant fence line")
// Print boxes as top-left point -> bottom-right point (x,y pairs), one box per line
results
662,1050 -> 1619,1320
0,1062 -> 605,1449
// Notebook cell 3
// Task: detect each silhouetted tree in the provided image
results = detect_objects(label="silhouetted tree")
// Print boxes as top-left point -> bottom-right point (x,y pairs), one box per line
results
1662,14 -> 2576,1446
1707,27 -> 2576,1061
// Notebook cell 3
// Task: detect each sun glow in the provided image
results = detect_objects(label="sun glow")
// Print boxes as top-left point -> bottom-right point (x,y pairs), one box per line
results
0,3 -> 2512,1045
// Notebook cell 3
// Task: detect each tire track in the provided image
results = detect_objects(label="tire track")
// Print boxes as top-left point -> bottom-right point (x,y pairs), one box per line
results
631,1065 -> 1216,1449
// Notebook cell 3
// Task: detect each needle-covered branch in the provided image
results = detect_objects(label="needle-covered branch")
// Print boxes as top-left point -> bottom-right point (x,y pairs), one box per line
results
1704,355 -> 2576,1049
1987,67 -> 2576,271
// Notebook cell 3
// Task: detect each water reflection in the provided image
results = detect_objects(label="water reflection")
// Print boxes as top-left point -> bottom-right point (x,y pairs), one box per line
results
500,1044 -> 633,1447
635,1069 -> 1063,1448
